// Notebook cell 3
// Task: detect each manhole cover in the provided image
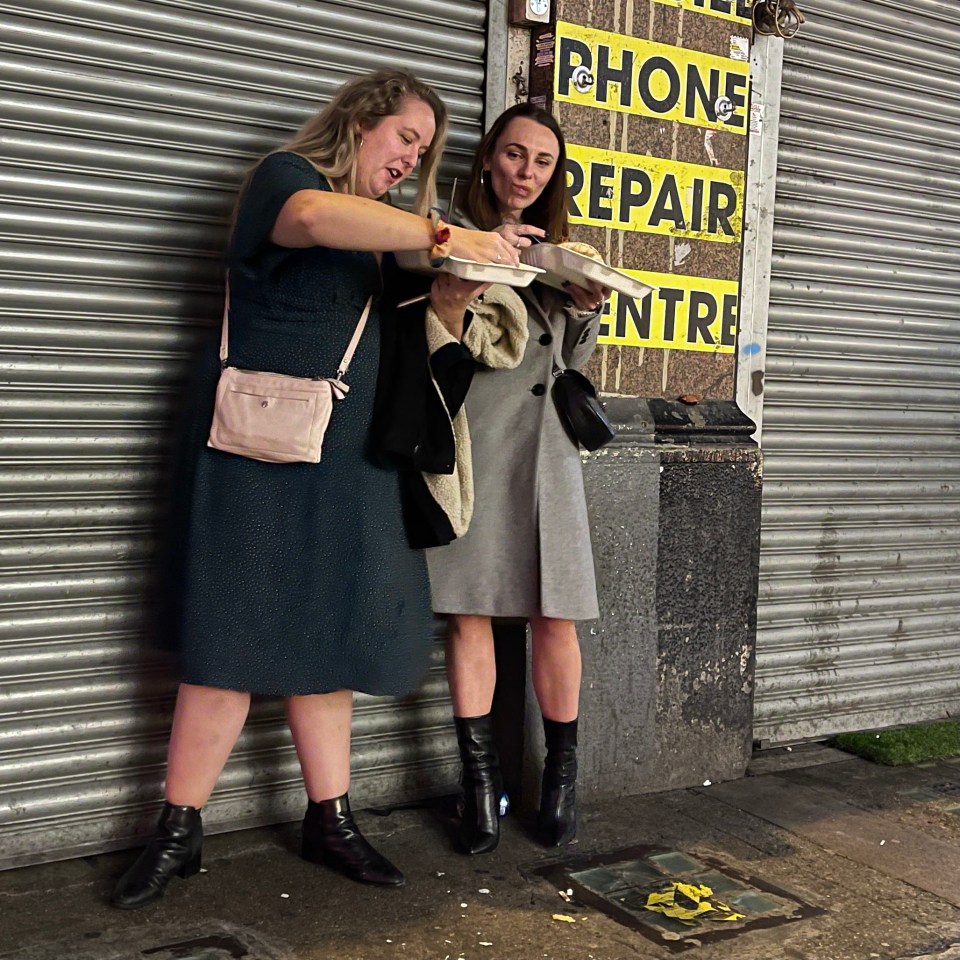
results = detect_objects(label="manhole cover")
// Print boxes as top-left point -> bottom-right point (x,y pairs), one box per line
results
0,923 -> 290,960
528,844 -> 824,952
141,934 -> 255,960
894,940 -> 960,960
929,782 -> 960,797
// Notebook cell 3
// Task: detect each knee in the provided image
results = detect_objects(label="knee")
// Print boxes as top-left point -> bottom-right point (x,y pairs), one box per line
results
531,617 -> 578,651
447,615 -> 493,653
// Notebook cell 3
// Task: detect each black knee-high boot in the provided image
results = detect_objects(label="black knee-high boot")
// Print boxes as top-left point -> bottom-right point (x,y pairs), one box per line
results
538,717 -> 578,847
454,714 -> 502,855
110,802 -> 203,909
301,793 -> 405,886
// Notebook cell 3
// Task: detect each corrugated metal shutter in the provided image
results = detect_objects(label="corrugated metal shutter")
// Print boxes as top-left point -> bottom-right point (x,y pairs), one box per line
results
753,0 -> 960,743
1,0 -> 487,868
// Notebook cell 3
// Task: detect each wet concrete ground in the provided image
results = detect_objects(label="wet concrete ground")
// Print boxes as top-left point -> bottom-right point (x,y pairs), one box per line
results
3,744 -> 960,960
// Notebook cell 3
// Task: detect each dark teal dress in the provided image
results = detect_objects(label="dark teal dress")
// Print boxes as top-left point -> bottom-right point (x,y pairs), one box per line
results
167,152 -> 433,696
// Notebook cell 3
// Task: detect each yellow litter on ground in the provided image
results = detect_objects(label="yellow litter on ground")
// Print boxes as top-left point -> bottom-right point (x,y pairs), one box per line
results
644,882 -> 745,926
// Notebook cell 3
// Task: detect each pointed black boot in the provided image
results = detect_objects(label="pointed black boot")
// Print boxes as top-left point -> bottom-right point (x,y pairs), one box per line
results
538,717 -> 578,847
110,802 -> 202,909
454,714 -> 502,855
301,793 -> 405,886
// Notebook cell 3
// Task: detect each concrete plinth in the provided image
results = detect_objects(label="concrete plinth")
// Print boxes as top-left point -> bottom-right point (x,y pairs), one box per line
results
510,398 -> 762,808
652,400 -> 763,790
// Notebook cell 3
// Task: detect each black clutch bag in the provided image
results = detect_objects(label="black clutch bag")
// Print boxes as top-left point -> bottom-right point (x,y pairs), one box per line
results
552,367 -> 616,452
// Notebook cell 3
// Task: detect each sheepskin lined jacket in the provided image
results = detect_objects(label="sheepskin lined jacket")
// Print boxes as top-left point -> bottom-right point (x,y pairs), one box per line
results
371,253 -> 475,549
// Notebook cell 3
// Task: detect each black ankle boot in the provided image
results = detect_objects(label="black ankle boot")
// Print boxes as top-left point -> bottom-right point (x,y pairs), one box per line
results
301,793 -> 404,886
538,717 -> 578,847
454,714 -> 502,855
110,802 -> 202,909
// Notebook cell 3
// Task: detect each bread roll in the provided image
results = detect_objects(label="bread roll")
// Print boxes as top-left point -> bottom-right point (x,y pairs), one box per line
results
559,240 -> 604,263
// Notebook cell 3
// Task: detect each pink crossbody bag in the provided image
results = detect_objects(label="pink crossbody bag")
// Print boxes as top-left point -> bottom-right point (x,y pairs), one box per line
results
207,277 -> 373,464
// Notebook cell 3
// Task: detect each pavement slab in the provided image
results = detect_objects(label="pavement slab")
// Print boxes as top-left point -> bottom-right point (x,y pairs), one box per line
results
3,750 -> 960,960
704,768 -> 960,909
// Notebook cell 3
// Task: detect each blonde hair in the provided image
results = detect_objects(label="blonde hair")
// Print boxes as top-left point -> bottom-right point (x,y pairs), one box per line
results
275,70 -> 448,214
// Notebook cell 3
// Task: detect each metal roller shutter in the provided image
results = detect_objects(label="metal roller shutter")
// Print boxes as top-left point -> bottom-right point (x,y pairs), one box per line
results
0,0 -> 488,868
753,0 -> 960,742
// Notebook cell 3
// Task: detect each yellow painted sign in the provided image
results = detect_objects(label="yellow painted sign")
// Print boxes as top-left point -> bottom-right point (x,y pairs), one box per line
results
597,269 -> 739,353
554,21 -> 750,134
567,143 -> 742,243
650,0 -> 752,25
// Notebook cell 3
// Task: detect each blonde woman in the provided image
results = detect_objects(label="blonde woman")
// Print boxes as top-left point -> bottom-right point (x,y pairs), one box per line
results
111,71 -> 517,909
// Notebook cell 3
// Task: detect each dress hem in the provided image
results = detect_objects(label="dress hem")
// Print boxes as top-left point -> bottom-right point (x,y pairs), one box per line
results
431,607 -> 600,622
179,675 -> 425,698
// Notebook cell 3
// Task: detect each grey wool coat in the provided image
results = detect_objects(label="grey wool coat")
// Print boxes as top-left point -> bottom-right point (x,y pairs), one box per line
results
426,283 -> 601,621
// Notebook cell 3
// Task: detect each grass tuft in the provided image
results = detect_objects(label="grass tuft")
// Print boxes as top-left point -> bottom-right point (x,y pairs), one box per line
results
831,721 -> 960,766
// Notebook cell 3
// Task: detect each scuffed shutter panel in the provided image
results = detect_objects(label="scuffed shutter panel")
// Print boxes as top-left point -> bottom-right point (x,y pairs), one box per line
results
0,0 -> 487,868
753,0 -> 960,743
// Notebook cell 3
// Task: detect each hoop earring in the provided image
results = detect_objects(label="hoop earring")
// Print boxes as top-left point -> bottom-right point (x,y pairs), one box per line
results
359,138 -> 365,148
481,170 -> 487,186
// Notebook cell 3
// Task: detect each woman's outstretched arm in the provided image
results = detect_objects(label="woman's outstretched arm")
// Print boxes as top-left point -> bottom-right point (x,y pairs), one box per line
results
271,190 -> 518,265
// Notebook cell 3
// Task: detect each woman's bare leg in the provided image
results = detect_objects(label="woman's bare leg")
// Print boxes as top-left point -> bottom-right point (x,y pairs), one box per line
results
530,617 -> 581,846
292,689 -> 405,885
286,689 -> 353,801
446,614 -> 501,854
111,683 -> 247,907
165,682 -> 251,807
446,614 -> 497,717
529,616 -> 581,722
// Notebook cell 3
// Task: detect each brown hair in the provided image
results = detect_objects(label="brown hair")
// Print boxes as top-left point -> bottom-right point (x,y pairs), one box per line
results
462,103 -> 569,241
248,70 -> 448,214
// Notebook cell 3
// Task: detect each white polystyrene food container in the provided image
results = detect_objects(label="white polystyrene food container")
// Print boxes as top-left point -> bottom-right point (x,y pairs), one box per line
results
520,244 -> 654,300
394,250 -> 544,287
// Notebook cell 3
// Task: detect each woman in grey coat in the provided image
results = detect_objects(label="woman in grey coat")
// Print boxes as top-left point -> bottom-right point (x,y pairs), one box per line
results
426,104 -> 609,854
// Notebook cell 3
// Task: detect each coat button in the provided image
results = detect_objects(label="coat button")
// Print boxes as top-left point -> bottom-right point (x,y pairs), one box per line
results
531,383 -> 546,396
539,333 -> 553,345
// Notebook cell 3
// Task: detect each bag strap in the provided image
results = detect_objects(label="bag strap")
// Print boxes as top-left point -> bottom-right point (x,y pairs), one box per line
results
521,286 -> 599,378
521,287 -> 565,377
335,296 -> 372,379
218,281 -> 231,365
550,331 -> 564,377
219,271 -> 373,379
